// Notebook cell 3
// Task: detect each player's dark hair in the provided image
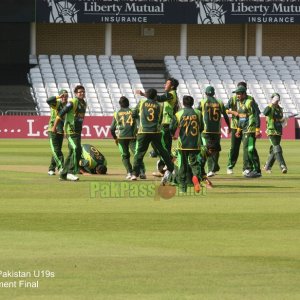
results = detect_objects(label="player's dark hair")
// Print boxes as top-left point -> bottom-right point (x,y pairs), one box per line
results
96,165 -> 107,174
119,96 -> 129,108
167,77 -> 179,90
74,85 -> 85,93
182,95 -> 194,107
237,81 -> 247,88
146,88 -> 157,100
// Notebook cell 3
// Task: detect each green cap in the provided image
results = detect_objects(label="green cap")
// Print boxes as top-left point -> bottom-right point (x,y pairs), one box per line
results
59,89 -> 68,96
271,92 -> 280,99
233,86 -> 247,93
205,86 -> 215,96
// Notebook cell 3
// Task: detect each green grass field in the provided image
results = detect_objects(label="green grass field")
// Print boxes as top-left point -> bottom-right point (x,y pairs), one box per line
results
0,138 -> 300,300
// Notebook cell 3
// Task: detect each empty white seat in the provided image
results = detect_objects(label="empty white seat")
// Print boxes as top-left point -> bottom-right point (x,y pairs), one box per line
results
219,74 -> 232,80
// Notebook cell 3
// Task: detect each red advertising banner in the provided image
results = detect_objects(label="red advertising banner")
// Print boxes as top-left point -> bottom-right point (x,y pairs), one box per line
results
0,116 -> 296,139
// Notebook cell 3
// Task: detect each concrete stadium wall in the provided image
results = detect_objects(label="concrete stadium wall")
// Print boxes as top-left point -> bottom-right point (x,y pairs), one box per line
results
188,24 -> 245,56
263,24 -> 300,56
37,24 -> 106,55
112,24 -> 181,60
36,23 -> 300,59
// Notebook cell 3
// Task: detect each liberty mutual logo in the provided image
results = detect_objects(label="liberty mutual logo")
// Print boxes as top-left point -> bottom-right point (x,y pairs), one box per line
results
47,0 -> 79,23
196,1 -> 226,24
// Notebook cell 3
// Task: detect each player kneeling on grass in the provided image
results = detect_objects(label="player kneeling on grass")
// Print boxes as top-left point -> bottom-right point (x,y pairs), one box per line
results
79,144 -> 107,175
263,93 -> 288,174
169,95 -> 203,193
110,96 -> 146,180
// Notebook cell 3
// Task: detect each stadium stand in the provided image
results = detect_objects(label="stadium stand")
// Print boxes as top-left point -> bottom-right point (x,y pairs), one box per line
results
164,55 -> 300,114
28,54 -> 140,116
28,55 -> 300,116
0,63 -> 37,115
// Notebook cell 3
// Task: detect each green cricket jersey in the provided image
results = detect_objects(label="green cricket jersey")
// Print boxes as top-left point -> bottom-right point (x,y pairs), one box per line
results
58,97 -> 87,135
47,96 -> 66,134
263,104 -> 284,136
236,98 -> 260,133
80,144 -> 107,173
110,108 -> 136,139
198,96 -> 229,134
226,94 -> 260,129
157,90 -> 179,124
225,96 -> 239,129
135,98 -> 163,133
170,107 -> 202,150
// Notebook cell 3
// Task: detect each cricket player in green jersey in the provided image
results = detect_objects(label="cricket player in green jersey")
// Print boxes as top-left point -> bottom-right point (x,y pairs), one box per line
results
156,78 -> 179,152
170,95 -> 202,193
79,144 -> 107,175
131,88 -> 174,183
53,85 -> 87,181
263,93 -> 287,174
136,78 -> 179,175
198,86 -> 230,177
226,81 -> 261,175
235,85 -> 262,178
110,96 -> 146,179
168,146 -> 213,190
46,89 -> 68,175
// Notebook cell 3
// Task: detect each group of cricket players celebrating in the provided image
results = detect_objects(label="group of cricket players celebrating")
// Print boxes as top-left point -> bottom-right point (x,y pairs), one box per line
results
47,79 -> 288,193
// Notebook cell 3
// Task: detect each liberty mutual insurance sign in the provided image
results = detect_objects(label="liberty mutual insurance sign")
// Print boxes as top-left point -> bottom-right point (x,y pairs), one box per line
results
231,2 -> 300,24
36,1 -> 300,24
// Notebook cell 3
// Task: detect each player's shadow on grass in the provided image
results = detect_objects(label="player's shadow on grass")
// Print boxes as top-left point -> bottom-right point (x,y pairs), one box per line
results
264,176 -> 300,180
217,184 -> 291,189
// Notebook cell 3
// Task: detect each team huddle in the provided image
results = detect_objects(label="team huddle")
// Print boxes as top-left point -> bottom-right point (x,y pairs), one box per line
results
46,80 -> 288,193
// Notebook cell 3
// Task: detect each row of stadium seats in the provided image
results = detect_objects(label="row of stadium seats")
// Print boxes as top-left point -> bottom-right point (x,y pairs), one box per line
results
29,55 -> 143,115
29,55 -> 300,116
166,55 -> 300,114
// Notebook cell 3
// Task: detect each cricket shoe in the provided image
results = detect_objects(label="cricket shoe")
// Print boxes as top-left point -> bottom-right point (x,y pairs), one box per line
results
281,166 -> 288,174
242,169 -> 251,176
245,170 -> 262,178
226,168 -> 233,175
263,165 -> 272,174
48,170 -> 55,176
130,175 -> 137,181
207,171 -> 215,177
252,171 -> 262,178
161,170 -> 172,186
156,160 -> 166,174
192,176 -> 201,193
126,173 -> 132,180
139,173 -> 147,179
66,173 -> 79,181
